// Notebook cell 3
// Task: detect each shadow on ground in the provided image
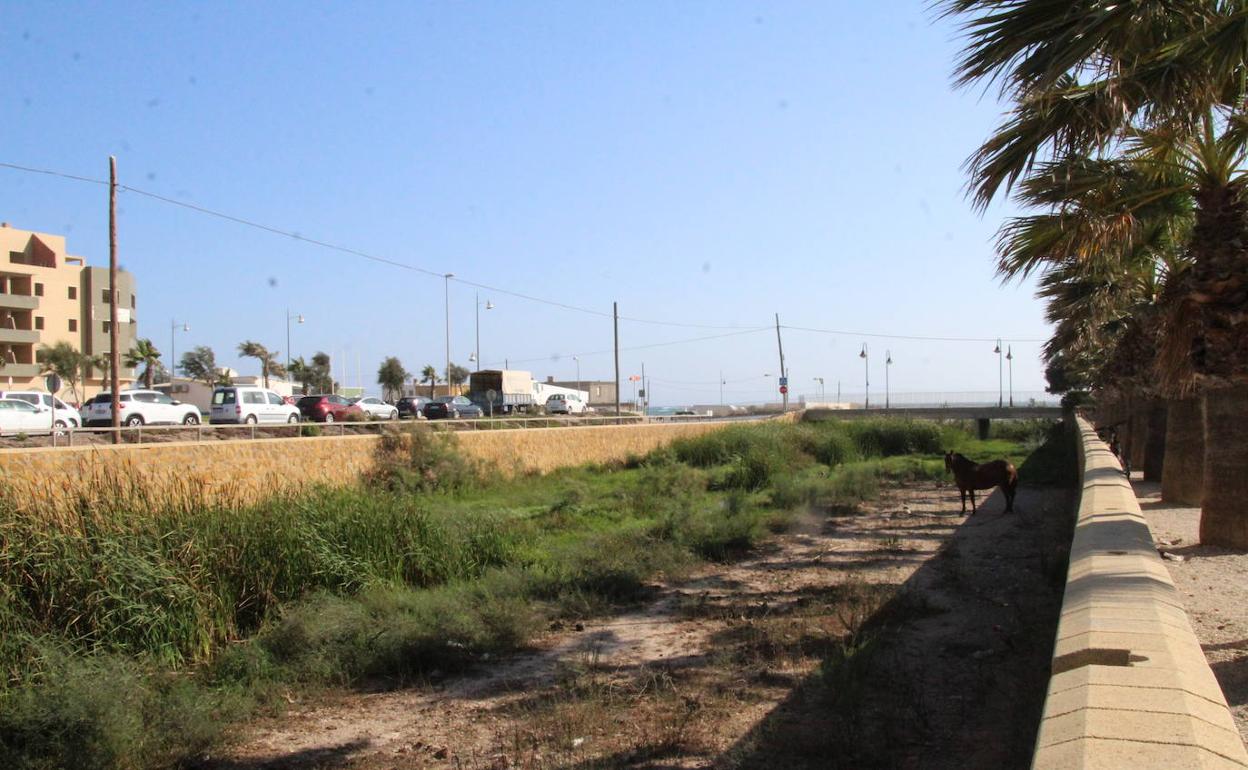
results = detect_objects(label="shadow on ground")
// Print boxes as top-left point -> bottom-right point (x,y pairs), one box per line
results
717,454 -> 1076,768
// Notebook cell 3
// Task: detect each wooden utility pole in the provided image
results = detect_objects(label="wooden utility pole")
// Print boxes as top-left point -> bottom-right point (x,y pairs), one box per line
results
775,313 -> 788,413
613,301 -> 620,421
109,156 -> 121,441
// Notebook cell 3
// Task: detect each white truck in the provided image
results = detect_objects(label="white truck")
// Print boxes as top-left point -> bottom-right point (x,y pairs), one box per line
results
468,370 -> 536,415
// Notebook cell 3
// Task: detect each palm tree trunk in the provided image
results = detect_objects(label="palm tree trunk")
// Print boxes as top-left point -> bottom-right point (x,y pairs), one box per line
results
1199,383 -> 1248,549
1161,397 -> 1203,506
1143,400 -> 1167,482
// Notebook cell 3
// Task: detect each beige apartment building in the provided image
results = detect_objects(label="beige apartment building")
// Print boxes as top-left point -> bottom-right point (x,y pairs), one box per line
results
0,223 -> 137,402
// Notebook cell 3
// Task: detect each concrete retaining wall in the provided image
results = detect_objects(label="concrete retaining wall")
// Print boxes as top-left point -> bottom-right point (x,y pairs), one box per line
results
1032,417 -> 1247,768
0,421 -> 731,520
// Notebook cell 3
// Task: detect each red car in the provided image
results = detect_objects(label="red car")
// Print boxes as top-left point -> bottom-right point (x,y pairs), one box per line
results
296,394 -> 364,423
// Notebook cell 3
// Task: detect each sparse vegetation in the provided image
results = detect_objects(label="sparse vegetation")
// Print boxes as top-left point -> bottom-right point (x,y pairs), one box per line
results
0,416 -> 1060,769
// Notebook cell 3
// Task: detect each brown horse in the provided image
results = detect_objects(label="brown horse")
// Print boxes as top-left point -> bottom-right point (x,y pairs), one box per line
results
944,451 -> 1018,514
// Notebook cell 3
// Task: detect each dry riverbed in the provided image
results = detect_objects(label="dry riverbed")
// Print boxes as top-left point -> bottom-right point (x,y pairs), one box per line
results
212,480 -> 1073,769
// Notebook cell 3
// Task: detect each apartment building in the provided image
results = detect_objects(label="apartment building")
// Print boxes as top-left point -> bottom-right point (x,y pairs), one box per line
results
0,223 -> 137,401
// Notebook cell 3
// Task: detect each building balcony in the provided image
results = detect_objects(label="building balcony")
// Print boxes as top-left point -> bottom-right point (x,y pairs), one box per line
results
0,363 -> 40,378
0,328 -> 39,345
0,293 -> 38,311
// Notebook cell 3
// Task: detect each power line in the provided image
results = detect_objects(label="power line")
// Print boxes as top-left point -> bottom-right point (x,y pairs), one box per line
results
481,327 -> 772,368
1,160 -> 1052,343
781,324 -> 1045,344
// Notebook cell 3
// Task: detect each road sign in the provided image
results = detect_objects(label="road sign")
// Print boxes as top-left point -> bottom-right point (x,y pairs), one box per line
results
779,385 -> 788,395
778,377 -> 788,387
45,374 -> 62,393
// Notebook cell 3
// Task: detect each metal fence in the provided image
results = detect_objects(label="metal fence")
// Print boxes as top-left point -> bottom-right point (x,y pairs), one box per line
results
3,412 -> 735,449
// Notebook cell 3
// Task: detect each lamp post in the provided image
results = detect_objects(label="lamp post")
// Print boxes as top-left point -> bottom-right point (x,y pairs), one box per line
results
720,370 -> 725,406
859,343 -> 869,409
444,273 -> 453,387
475,293 -> 494,368
573,356 -> 581,395
813,377 -> 825,401
885,351 -> 893,409
286,309 -> 304,381
1006,345 -> 1014,407
993,338 -> 1003,408
170,320 -> 189,382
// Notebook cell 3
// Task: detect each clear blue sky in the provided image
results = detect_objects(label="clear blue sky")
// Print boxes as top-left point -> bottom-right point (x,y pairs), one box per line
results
2,2 -> 1049,405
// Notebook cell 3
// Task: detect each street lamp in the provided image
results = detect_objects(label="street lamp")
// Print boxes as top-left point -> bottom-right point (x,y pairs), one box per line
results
286,309 -> 304,380
444,273 -> 454,388
1006,345 -> 1014,407
859,343 -> 869,409
170,320 -> 189,382
813,377 -> 825,401
573,355 -> 581,395
885,351 -> 893,410
993,338 -> 1003,408
475,293 -> 494,369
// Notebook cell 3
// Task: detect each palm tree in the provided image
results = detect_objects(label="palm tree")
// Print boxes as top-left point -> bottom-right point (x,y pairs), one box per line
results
36,341 -> 90,404
288,357 -> 314,395
377,357 -> 408,402
421,364 -> 440,399
237,341 -> 285,389
123,338 -> 162,389
945,2 -> 1248,547
180,346 -> 220,389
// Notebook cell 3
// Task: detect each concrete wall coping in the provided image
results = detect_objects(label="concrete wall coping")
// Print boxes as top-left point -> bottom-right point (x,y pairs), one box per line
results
1032,417 -> 1248,768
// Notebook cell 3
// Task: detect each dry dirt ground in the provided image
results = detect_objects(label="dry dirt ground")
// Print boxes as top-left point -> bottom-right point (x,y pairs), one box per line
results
1134,477 -> 1248,742
210,480 -> 1074,770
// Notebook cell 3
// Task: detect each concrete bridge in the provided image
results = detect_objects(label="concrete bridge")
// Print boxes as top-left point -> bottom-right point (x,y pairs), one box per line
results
803,405 -> 1064,438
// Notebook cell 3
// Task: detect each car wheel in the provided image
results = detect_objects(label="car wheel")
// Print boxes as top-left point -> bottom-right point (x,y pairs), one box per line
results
324,413 -> 335,423
389,410 -> 397,420
288,414 -> 300,424
245,415 -> 258,425
451,409 -> 460,419
53,420 -> 67,429
125,415 -> 144,427
183,413 -> 200,425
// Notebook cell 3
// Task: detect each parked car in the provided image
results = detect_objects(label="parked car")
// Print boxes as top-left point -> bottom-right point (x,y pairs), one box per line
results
83,390 -> 201,427
210,386 -> 301,424
0,399 -> 54,436
423,395 -> 483,419
296,394 -> 364,423
0,391 -> 81,428
546,393 -> 588,415
396,396 -> 429,419
351,396 -> 399,420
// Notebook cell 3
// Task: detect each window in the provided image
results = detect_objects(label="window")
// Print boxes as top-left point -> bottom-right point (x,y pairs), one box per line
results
101,289 -> 111,303
34,317 -> 43,330
34,283 -> 43,297
102,321 -> 111,333
244,391 -> 265,404
130,294 -> 135,308
213,390 -> 236,406
68,286 -> 77,300
68,319 -> 77,332
132,393 -> 157,403
267,392 -> 285,405
153,393 -> 175,405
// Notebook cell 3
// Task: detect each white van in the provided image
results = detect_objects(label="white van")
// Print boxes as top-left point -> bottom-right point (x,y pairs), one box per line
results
210,386 -> 300,424
0,391 -> 81,428
546,393 -> 588,414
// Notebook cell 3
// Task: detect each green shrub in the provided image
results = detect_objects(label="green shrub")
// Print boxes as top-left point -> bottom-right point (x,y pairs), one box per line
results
846,420 -> 944,457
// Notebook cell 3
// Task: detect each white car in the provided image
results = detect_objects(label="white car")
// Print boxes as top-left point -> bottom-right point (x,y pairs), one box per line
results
0,398 -> 58,436
210,386 -> 301,424
351,396 -> 399,420
0,390 -> 81,428
83,390 -> 202,427
546,393 -> 588,414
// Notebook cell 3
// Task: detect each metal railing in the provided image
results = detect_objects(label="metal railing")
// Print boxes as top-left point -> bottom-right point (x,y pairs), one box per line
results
2,411 -> 734,449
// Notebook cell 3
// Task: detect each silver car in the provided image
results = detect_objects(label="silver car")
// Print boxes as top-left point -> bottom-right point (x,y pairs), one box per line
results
350,396 -> 399,420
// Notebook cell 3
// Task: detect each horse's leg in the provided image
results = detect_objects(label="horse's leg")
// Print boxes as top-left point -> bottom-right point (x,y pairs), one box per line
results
959,487 -> 966,513
970,489 -> 977,513
1006,477 -> 1018,513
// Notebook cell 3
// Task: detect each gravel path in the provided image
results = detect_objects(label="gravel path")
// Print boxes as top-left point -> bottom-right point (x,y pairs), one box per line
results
1133,476 -> 1248,743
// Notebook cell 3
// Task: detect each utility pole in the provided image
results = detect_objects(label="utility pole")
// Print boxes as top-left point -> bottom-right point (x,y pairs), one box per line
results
613,301 -> 620,420
108,156 -> 121,442
719,369 -> 724,406
775,313 -> 788,412
444,274 -> 454,389
641,361 -> 646,416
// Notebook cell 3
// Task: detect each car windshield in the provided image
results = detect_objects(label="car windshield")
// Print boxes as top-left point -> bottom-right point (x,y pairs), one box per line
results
435,396 -> 455,403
